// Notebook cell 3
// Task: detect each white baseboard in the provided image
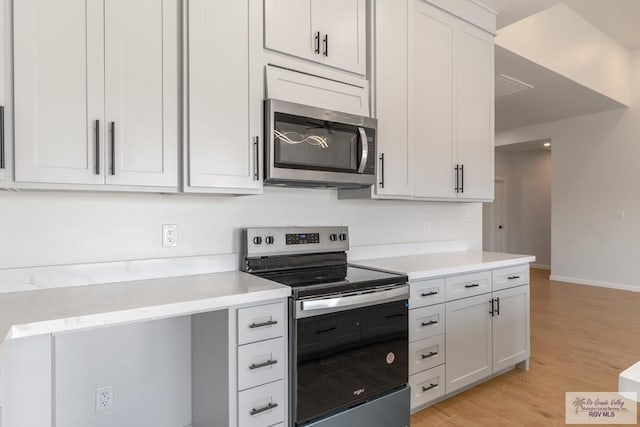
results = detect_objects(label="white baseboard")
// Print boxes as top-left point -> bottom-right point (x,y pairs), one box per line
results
531,263 -> 550,270
550,275 -> 640,292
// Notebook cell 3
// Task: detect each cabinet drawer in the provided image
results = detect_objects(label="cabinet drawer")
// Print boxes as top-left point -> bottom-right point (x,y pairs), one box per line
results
238,338 -> 285,391
238,302 -> 285,345
409,365 -> 445,410
492,265 -> 530,291
409,279 -> 445,309
409,334 -> 445,375
238,379 -> 285,427
445,271 -> 491,301
409,304 -> 444,342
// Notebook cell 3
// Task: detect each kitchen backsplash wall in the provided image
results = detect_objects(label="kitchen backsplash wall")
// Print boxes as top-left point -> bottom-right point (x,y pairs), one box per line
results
0,187 -> 482,269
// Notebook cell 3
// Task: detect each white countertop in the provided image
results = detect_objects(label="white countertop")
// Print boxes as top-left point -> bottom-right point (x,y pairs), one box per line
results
352,251 -> 535,280
0,271 -> 290,343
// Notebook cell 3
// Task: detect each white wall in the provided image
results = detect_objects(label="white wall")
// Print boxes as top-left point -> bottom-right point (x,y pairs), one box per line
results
0,187 -> 482,269
495,49 -> 640,290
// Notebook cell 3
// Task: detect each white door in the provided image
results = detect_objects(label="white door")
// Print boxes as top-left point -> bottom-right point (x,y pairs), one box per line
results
0,0 -> 6,183
411,2 -> 455,199
186,0 -> 262,192
311,0 -> 366,74
456,26 -> 494,200
493,285 -> 530,372
445,293 -> 493,394
13,0 -> 105,185
104,0 -> 178,188
374,0 -> 411,197
264,0 -> 312,61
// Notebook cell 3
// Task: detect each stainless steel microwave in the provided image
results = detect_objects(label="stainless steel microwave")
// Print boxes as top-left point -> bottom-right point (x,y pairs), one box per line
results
264,99 -> 377,188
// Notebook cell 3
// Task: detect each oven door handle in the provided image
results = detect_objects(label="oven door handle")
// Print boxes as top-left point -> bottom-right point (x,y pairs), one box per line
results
300,286 -> 408,314
357,127 -> 369,174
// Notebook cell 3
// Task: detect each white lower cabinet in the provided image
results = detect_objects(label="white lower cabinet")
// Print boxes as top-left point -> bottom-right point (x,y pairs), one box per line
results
409,334 -> 445,375
493,285 -> 530,372
238,379 -> 286,427
409,365 -> 446,409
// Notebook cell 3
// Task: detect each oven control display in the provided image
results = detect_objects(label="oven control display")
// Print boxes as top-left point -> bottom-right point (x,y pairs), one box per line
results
286,233 -> 320,245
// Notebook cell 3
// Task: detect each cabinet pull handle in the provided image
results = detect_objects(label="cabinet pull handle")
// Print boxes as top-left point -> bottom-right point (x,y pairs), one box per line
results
454,164 -> 459,193
253,136 -> 260,180
421,351 -> 438,359
316,326 -> 337,334
323,34 -> 328,56
421,291 -> 438,297
250,402 -> 278,416
508,275 -> 520,280
489,298 -> 495,316
460,164 -> 464,193
496,297 -> 500,316
249,319 -> 277,329
94,120 -> 100,175
421,320 -> 438,327
464,283 -> 480,288
0,106 -> 5,170
249,359 -> 278,370
110,122 -> 115,175
422,383 -> 438,392
314,31 -> 321,54
379,153 -> 385,188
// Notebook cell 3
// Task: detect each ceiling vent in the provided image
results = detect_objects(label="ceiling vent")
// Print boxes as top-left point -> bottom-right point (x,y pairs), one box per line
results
495,74 -> 534,98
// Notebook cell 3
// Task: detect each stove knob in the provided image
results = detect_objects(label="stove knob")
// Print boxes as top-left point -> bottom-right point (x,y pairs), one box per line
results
329,234 -> 338,241
339,233 -> 348,241
265,236 -> 275,245
253,236 -> 262,245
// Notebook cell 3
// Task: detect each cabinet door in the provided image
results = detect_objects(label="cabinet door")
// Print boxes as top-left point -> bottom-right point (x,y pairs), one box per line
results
374,0 -> 412,197
264,0 -> 312,62
445,293 -> 492,394
411,2 -> 455,199
311,0 -> 366,74
186,0 -> 262,192
104,0 -> 178,188
14,0 -> 105,185
493,285 -> 530,372
456,26 -> 494,200
0,0 -> 6,183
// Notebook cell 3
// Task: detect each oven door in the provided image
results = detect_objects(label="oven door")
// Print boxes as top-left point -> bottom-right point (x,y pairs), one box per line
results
265,99 -> 376,188
293,287 -> 408,425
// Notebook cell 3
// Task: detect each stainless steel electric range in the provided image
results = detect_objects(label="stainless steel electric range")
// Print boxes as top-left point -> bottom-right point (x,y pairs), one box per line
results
242,226 -> 410,427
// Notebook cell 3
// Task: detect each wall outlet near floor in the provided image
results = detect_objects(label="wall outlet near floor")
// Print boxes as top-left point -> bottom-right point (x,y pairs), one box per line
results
162,224 -> 178,247
95,385 -> 114,413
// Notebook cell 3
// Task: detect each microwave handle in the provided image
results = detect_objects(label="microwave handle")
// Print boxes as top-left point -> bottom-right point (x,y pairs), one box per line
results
357,127 -> 369,174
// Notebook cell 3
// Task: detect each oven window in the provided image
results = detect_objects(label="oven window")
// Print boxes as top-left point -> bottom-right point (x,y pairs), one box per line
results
295,300 -> 408,424
273,112 -> 359,173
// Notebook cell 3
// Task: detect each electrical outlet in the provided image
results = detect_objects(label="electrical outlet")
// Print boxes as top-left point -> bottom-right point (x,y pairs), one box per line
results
163,224 -> 178,247
423,222 -> 432,234
614,210 -> 625,219
95,385 -> 114,413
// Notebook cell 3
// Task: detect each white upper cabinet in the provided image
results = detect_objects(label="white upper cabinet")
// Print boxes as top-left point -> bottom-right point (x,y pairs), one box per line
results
265,0 -> 366,75
0,0 -> 6,184
185,0 -> 262,193
104,0 -> 179,187
13,0 -> 105,185
12,0 -> 179,190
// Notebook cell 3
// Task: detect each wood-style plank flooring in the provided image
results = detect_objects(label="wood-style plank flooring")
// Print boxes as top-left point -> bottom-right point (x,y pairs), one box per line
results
411,269 -> 640,426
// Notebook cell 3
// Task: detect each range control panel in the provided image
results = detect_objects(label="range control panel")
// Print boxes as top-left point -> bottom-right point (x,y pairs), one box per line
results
244,226 -> 349,257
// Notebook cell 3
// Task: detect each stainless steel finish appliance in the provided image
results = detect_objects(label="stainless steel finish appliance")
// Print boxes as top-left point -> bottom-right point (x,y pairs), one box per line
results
264,100 -> 377,188
242,226 -> 409,427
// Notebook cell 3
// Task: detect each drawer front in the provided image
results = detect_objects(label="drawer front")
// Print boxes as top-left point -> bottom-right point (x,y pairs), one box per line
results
409,365 -> 445,410
238,380 -> 285,427
409,304 -> 444,342
238,338 -> 285,391
409,279 -> 445,309
445,271 -> 492,301
492,265 -> 530,291
409,334 -> 445,375
238,302 -> 285,345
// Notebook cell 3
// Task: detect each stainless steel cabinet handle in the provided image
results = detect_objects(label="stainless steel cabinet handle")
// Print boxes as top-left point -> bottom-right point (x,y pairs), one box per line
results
421,291 -> 438,297
508,275 -> 520,280
253,136 -> 260,180
422,383 -> 438,392
249,320 -> 277,329
0,106 -> 5,169
249,359 -> 278,370
250,402 -> 278,416
357,127 -> 369,174
323,34 -> 328,56
421,320 -> 438,327
314,31 -> 321,54
94,120 -> 100,175
110,122 -> 115,175
421,351 -> 438,359
464,284 -> 480,288
379,153 -> 385,188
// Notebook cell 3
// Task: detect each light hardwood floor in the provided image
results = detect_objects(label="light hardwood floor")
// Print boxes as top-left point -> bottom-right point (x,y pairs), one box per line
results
411,268 -> 640,426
